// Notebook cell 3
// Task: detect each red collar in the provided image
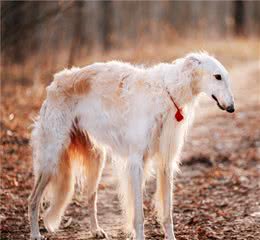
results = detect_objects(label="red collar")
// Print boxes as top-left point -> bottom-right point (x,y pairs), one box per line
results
166,89 -> 184,122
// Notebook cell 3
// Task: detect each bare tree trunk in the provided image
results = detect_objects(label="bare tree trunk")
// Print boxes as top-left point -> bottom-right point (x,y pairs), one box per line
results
234,0 -> 245,35
68,1 -> 84,67
99,1 -> 112,51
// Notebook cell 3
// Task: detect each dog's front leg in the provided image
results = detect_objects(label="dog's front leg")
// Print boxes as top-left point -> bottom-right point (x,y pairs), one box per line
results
128,153 -> 145,240
156,163 -> 176,240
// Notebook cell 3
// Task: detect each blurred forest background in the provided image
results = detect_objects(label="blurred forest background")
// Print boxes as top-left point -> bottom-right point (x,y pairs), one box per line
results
1,1 -> 260,240
1,0 -> 260,86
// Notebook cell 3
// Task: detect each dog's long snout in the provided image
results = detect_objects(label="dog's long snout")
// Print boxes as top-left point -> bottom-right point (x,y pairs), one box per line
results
226,104 -> 235,113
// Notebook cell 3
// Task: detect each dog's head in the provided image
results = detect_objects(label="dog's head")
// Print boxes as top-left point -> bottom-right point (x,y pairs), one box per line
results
183,53 -> 235,113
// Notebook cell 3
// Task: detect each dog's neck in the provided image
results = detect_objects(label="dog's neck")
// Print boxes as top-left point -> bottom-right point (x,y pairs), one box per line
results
166,83 -> 193,108
147,61 -> 201,109
163,76 -> 200,109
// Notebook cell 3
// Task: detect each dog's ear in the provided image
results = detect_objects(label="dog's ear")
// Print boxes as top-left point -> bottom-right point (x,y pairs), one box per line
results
182,55 -> 201,72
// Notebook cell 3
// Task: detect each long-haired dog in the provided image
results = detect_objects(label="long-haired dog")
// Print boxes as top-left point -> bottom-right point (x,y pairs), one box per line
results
28,52 -> 235,240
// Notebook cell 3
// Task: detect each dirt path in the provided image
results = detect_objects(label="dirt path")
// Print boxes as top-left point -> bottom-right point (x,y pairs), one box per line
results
1,62 -> 259,240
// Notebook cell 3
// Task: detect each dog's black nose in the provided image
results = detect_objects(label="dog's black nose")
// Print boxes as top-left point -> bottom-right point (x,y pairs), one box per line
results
226,105 -> 235,113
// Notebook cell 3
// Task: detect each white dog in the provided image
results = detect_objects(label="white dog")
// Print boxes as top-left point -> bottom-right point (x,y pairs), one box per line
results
28,52 -> 235,240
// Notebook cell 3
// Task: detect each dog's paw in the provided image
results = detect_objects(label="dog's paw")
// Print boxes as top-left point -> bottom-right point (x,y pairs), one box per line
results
30,233 -> 47,240
125,232 -> 134,240
91,227 -> 108,239
163,224 -> 176,240
164,233 -> 176,240
164,237 -> 176,240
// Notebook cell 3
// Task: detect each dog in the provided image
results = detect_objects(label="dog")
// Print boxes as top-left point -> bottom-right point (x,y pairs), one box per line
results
28,52 -> 235,240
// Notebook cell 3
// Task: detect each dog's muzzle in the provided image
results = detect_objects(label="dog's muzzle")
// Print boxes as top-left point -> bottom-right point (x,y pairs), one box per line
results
211,95 -> 235,113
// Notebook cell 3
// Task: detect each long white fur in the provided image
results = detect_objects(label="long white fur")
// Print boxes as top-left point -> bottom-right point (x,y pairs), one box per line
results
28,52 -> 234,240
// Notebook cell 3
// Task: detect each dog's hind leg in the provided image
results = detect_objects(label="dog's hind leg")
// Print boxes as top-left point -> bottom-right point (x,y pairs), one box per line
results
43,150 -> 75,233
88,192 -> 108,238
68,125 -> 107,238
28,173 -> 51,240
85,147 -> 107,238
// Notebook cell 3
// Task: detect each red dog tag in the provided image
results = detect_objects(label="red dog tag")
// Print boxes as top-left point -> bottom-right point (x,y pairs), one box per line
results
175,109 -> 184,122
166,89 -> 184,122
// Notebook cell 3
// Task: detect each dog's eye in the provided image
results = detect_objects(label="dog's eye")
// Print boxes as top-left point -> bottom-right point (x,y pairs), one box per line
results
214,74 -> 222,80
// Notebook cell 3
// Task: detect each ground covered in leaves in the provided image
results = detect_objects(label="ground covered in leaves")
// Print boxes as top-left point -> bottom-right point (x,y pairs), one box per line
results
1,56 -> 260,239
